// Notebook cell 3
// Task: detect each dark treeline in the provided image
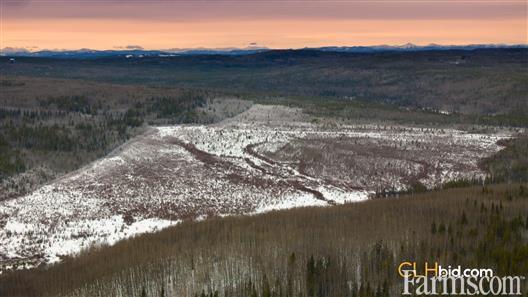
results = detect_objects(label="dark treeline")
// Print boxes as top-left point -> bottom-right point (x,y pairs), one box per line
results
1,183 -> 526,297
0,133 -> 25,180
481,135 -> 528,183
0,81 -> 220,200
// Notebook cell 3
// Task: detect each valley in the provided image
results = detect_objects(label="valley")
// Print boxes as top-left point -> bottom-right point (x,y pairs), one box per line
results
0,104 -> 512,272
0,48 -> 526,296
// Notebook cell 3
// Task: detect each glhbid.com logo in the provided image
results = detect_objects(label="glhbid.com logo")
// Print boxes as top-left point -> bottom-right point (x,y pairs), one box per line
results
397,261 -> 525,295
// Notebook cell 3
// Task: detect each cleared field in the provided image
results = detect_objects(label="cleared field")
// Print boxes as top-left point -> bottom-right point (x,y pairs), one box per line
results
0,105 -> 510,271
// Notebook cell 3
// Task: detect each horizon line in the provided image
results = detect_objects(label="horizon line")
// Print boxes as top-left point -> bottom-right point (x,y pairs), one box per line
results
3,43 -> 528,53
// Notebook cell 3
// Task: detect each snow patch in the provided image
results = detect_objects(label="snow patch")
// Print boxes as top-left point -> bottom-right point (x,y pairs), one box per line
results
254,192 -> 328,213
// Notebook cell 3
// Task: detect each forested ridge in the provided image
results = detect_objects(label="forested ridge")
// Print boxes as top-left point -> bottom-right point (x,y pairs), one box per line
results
3,49 -> 527,117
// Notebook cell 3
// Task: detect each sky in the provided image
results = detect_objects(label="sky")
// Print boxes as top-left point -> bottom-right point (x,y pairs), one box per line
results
1,0 -> 527,50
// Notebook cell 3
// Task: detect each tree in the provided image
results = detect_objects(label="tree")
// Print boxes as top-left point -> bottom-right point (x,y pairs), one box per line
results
262,273 -> 271,297
306,256 -> 316,297
286,252 -> 296,297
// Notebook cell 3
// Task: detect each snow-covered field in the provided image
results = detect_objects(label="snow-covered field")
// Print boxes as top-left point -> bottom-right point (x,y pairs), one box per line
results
0,105 -> 511,272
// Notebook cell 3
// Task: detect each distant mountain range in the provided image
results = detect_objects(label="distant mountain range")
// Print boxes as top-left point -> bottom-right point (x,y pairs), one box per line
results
1,44 -> 526,58
314,43 -> 528,53
0,47 -> 270,58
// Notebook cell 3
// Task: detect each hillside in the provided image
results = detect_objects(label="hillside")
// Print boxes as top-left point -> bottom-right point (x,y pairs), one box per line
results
1,183 -> 526,296
0,76 -> 251,200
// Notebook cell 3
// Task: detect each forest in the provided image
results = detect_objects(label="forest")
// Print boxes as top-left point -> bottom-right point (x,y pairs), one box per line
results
0,183 -> 526,296
0,76 -> 230,200
2,49 -> 527,119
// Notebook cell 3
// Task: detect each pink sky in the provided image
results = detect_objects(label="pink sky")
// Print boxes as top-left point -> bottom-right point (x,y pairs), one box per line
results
2,0 -> 527,50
